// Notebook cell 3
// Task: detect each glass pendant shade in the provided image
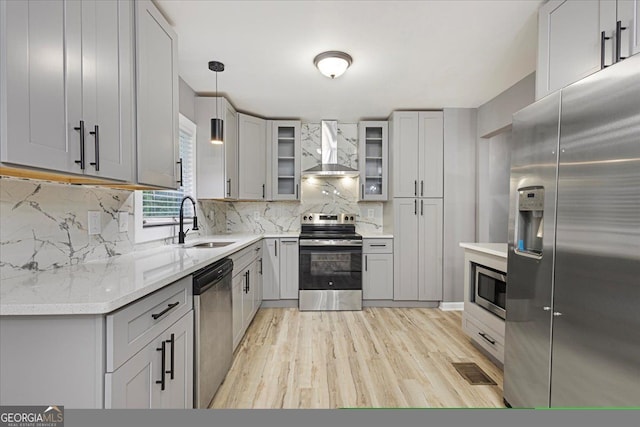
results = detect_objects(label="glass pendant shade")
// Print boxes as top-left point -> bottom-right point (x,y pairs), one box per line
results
210,118 -> 224,145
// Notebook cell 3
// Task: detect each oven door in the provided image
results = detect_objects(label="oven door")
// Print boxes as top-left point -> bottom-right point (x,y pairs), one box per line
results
299,241 -> 362,291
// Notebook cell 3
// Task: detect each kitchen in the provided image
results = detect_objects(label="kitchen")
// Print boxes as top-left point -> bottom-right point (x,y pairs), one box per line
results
0,0 -> 639,422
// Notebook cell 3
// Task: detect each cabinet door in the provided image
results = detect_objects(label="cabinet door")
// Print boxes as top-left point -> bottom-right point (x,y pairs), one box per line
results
617,0 -> 640,57
135,0 -> 178,188
160,311 -> 193,409
224,100 -> 239,199
238,113 -> 267,200
418,112 -> 443,198
537,0 -> 602,100
393,199 -> 419,300
262,238 -> 280,300
279,239 -> 299,299
232,272 -> 244,350
390,112 -> 419,198
418,199 -> 443,301
363,253 -> 393,300
81,0 -> 134,181
107,333 -> 163,408
1,0 -> 75,173
271,121 -> 301,200
359,121 -> 388,201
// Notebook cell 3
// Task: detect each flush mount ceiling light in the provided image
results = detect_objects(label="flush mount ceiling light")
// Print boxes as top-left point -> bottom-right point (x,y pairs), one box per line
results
313,51 -> 352,79
208,60 -> 225,144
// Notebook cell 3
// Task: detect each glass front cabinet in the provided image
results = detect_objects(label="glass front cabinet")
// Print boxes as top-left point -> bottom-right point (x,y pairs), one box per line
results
358,121 -> 388,201
270,120 -> 301,200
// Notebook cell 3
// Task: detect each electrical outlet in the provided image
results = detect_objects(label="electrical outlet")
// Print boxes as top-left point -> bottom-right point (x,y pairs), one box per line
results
368,209 -> 375,218
88,211 -> 101,235
118,211 -> 128,233
253,211 -> 260,220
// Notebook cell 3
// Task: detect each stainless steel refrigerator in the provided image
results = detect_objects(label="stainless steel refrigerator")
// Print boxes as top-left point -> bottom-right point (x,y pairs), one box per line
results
504,53 -> 640,407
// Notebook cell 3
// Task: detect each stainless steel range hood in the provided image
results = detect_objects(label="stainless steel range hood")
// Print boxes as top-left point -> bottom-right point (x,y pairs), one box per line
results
302,120 -> 359,177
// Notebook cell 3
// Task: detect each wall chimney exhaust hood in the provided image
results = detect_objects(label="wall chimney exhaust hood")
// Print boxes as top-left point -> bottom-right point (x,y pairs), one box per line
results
302,120 -> 359,177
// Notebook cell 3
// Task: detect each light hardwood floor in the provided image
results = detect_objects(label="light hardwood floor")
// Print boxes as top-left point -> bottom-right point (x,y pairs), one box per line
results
211,308 -> 504,408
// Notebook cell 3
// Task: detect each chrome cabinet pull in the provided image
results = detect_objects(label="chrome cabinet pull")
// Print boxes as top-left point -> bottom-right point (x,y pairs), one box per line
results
89,125 -> 100,171
151,302 -> 180,320
155,341 -> 166,390
74,120 -> 86,170
601,31 -> 611,69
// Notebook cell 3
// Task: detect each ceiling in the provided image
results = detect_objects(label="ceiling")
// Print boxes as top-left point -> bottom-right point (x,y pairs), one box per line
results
157,0 -> 542,122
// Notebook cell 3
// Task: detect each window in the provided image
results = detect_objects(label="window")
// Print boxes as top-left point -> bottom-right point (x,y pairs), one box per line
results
134,114 -> 197,242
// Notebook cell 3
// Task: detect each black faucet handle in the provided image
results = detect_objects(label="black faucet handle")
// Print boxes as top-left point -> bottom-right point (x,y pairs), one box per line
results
192,215 -> 199,231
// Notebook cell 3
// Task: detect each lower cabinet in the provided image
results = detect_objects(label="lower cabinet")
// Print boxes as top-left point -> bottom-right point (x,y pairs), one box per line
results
106,311 -> 193,408
363,238 -> 394,300
230,241 -> 263,350
262,238 -> 299,300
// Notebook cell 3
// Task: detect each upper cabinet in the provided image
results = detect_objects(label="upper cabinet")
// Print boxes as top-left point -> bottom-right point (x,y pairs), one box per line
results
196,97 -> 238,199
135,0 -> 179,188
269,120 -> 301,201
536,0 -> 639,100
389,111 -> 443,198
1,0 -> 135,182
358,121 -> 388,201
237,113 -> 267,200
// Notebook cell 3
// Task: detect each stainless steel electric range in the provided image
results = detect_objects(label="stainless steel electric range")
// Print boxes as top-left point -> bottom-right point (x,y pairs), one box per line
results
298,213 -> 362,311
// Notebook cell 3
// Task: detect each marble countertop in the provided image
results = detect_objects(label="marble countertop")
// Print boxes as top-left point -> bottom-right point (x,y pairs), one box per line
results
0,234 -> 263,316
459,242 -> 508,258
361,234 -> 393,239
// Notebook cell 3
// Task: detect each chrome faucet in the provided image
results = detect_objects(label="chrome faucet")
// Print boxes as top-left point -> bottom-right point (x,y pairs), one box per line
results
178,196 -> 199,244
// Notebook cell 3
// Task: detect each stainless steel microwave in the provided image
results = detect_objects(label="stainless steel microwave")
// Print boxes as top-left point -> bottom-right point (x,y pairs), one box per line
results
474,264 -> 506,320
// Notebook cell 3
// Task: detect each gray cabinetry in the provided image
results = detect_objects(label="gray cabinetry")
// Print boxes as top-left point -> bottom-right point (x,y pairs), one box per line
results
135,0 -> 179,188
230,241 -> 263,350
238,113 -> 267,200
536,0 -> 639,100
362,238 -> 393,300
1,0 -> 134,182
279,239 -> 300,299
196,97 -> 238,199
262,238 -> 281,300
269,121 -> 301,201
358,121 -> 388,201
393,199 -> 443,301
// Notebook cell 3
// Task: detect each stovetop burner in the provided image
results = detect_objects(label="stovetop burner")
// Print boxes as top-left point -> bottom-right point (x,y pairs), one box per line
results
299,213 -> 360,240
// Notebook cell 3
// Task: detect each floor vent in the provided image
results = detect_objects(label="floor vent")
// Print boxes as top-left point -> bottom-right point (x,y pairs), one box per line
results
452,362 -> 497,386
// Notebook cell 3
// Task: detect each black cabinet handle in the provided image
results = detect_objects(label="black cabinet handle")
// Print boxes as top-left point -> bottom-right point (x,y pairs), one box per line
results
295,183 -> 299,199
275,240 -> 278,257
156,341 -> 166,390
247,270 -> 250,292
176,158 -> 183,186
262,183 -> 265,199
601,31 -> 611,69
369,244 -> 386,247
414,180 -> 417,196
414,199 -> 417,215
420,180 -> 424,197
74,120 -> 86,170
365,255 -> 368,271
226,179 -> 231,197
151,301 -> 180,320
166,333 -> 175,380
362,184 -> 365,198
479,332 -> 496,346
616,20 -> 628,63
421,199 -> 424,216
259,258 -> 263,274
89,125 -> 100,171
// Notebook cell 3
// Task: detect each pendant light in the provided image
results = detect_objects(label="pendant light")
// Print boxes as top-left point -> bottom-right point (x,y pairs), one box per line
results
208,60 -> 225,144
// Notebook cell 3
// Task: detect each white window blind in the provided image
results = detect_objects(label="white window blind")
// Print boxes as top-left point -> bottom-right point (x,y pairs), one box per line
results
142,120 -> 196,226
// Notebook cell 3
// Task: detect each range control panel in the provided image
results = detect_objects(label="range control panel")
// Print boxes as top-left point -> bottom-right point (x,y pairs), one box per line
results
301,213 -> 357,225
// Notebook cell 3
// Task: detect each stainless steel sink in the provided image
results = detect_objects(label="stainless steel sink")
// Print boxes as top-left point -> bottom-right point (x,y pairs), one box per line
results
188,241 -> 235,248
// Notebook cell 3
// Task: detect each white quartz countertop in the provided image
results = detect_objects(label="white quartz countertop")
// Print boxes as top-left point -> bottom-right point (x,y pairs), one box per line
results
0,234 -> 263,316
459,242 -> 508,258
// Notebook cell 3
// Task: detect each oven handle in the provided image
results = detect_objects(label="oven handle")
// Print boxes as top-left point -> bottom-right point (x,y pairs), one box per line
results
299,240 -> 363,247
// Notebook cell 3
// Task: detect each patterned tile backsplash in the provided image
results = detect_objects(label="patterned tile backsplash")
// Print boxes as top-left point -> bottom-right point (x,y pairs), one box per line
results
1,122 -> 383,277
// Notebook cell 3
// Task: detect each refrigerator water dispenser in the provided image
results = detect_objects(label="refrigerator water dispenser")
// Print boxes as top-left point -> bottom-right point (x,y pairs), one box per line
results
515,187 -> 544,257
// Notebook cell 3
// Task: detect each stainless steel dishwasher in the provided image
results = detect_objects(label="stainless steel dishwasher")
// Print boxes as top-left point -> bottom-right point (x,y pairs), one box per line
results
193,258 -> 233,409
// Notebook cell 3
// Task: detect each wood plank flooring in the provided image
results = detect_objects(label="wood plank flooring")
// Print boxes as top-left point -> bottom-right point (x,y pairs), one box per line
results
211,308 -> 504,408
